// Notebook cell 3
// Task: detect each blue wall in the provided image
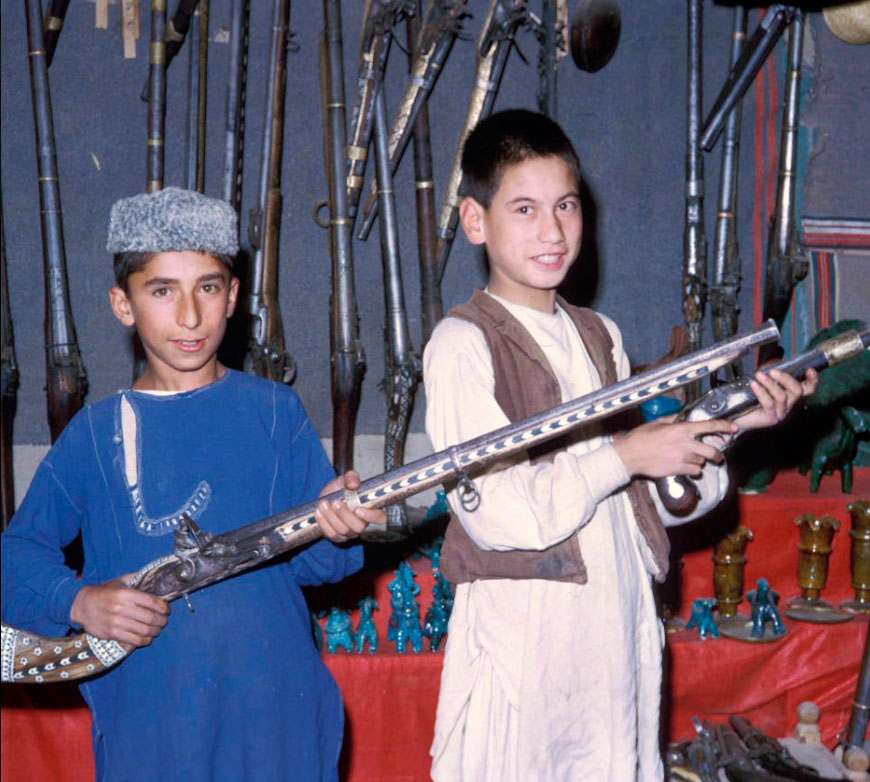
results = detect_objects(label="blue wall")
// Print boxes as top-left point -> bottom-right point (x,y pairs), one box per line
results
2,1 -> 868,445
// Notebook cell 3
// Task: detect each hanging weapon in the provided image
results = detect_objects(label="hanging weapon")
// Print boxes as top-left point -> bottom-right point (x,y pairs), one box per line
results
710,6 -> 748,383
43,0 -> 71,67
222,0 -> 250,214
700,5 -> 794,152
534,0 -> 567,118
0,322 -> 780,684
25,0 -> 88,444
183,3 -> 202,190
842,624 -> 870,774
655,325 -> 870,516
355,0 -> 470,241
139,0 -> 200,102
345,0 -> 412,222
682,0 -> 707,404
758,10 -> 808,367
435,0 -> 537,282
243,0 -> 295,384
373,84 -> 422,534
406,1 -> 442,345
322,0 -> 365,474
146,0 -> 168,193
1,192 -> 18,531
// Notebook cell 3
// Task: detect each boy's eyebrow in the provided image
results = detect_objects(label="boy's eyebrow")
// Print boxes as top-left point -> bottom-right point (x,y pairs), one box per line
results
505,190 -> 580,206
142,272 -> 226,287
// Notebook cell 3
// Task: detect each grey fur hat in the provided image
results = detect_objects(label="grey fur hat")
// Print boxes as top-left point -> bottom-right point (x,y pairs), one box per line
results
106,187 -> 239,256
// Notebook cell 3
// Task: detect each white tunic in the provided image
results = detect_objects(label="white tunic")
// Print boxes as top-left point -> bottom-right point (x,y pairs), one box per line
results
423,293 -> 728,782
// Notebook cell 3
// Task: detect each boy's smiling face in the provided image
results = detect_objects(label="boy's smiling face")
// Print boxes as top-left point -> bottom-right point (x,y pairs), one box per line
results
459,154 -> 581,312
110,250 -> 239,391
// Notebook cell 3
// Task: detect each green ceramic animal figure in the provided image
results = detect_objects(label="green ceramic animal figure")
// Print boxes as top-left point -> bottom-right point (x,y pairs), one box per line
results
798,319 -> 870,493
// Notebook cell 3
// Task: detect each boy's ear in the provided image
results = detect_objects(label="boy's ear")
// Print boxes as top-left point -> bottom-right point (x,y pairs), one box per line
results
226,276 -> 240,318
109,286 -> 135,327
458,196 -> 486,246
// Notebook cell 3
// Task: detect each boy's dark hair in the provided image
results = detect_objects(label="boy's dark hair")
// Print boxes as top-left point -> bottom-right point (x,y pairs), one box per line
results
113,251 -> 234,290
460,109 -> 581,207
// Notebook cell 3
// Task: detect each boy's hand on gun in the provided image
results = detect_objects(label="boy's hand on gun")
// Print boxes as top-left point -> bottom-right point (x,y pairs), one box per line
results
315,470 -> 386,543
732,367 -> 817,433
614,368 -> 816,480
70,575 -> 170,647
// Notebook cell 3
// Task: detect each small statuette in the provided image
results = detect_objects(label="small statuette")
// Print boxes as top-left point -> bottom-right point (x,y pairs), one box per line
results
787,514 -> 854,623
720,577 -> 787,643
324,607 -> 353,654
794,701 -> 821,744
685,598 -> 719,640
842,500 -> 870,614
387,562 -> 422,653
353,597 -> 378,654
713,525 -> 753,624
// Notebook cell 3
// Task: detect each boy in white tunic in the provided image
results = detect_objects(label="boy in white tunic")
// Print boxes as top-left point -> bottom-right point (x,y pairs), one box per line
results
423,109 -> 816,781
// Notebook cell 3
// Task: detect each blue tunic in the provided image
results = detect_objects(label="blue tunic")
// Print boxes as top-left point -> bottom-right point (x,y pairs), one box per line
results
2,370 -> 363,781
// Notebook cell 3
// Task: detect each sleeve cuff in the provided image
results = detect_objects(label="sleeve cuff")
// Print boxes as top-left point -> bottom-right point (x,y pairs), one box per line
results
47,574 -> 83,629
573,442 -> 631,503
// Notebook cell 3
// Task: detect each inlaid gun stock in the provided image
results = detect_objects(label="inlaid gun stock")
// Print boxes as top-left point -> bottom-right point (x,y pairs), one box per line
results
655,326 -> 870,517
1,323 -> 779,684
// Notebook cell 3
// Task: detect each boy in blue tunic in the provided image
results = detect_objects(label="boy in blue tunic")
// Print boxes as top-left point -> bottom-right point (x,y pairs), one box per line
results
1,188 -> 384,781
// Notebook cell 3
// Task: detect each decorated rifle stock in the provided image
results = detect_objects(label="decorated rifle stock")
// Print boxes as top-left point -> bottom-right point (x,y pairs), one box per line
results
758,10 -> 808,367
243,0 -> 295,384
373,85 -> 422,533
407,2 -> 443,344
435,0 -> 534,282
710,6 -> 747,382
682,0 -> 707,403
322,0 -> 365,474
25,0 -> 88,444
1,323 -> 779,684
655,326 -> 870,516
222,0 -> 249,214
345,0 -> 411,222
1,192 -> 18,530
356,0 -> 469,240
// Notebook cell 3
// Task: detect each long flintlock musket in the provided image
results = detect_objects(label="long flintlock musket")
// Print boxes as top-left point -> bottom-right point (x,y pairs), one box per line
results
1,190 -> 19,531
654,325 -> 870,516
355,0 -> 470,241
372,83 -> 422,534
682,0 -> 707,404
534,0 -> 567,119
243,0 -> 296,384
43,0 -> 71,67
25,0 -> 88,444
146,0 -> 168,193
322,0 -> 365,475
709,6 -> 748,383
435,0 -> 537,283
345,0 -> 413,222
407,1 -> 443,345
1,322 -> 779,684
222,0 -> 250,215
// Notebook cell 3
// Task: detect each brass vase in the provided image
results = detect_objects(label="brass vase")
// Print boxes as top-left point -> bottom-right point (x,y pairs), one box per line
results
842,499 -> 870,613
712,525 -> 753,622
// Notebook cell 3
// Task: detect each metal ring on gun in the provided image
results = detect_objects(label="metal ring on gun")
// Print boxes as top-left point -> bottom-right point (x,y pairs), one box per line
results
449,447 -> 480,512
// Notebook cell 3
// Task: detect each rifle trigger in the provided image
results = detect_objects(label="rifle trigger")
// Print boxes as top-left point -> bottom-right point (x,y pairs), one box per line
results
448,447 -> 480,512
183,594 -> 195,613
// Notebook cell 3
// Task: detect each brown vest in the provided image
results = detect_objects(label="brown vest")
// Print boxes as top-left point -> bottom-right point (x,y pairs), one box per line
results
439,289 -> 670,585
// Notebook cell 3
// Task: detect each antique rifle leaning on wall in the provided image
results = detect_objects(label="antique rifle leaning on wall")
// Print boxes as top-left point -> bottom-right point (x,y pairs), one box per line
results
534,0 -> 566,118
146,0 -> 168,192
372,84 -> 423,534
406,1 -> 443,345
25,0 -> 88,444
222,0 -> 250,214
243,0 -> 296,384
355,0 -> 469,240
321,0 -> 365,474
709,6 -> 748,383
1,323 -> 780,684
655,325 -> 870,517
345,0 -> 411,222
758,10 -> 807,367
183,1 -> 208,192
682,0 -> 707,404
1,193 -> 19,531
42,0 -> 71,67
435,0 -> 536,282
139,0 -> 199,102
